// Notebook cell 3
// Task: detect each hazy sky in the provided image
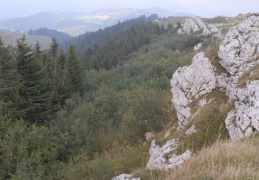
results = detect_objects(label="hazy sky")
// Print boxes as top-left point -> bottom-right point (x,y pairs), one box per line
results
1,0 -> 258,18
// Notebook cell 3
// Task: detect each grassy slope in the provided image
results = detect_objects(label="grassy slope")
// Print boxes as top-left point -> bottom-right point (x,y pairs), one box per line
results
0,31 -> 52,49
132,135 -> 259,180
166,135 -> 259,180
131,15 -> 258,180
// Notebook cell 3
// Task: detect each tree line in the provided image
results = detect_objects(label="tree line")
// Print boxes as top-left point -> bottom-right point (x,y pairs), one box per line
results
0,36 -> 85,124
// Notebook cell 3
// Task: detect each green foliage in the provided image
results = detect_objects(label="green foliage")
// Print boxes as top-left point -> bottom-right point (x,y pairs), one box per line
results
67,44 -> 86,95
28,28 -> 72,46
0,38 -> 20,119
0,15 -> 206,179
0,119 -> 68,179
16,36 -> 54,123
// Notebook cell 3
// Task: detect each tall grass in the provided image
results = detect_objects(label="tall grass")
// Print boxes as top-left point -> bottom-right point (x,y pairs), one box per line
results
166,134 -> 259,180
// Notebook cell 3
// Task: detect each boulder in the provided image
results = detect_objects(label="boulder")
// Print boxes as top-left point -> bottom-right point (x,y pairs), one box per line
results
147,139 -> 191,170
185,125 -> 197,135
171,52 -> 218,127
178,17 -> 219,35
111,174 -> 140,180
194,43 -> 202,51
218,14 -> 259,78
145,132 -> 154,141
225,80 -> 259,141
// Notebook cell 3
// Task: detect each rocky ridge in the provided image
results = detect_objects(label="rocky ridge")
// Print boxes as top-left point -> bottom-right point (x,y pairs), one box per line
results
147,13 -> 259,173
112,14 -> 259,179
147,139 -> 191,170
170,52 -> 219,127
218,13 -> 259,85
172,13 -> 259,140
178,17 -> 220,35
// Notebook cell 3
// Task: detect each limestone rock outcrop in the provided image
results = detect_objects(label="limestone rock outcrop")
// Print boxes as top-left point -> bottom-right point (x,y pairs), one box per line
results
147,139 -> 191,170
218,14 -> 259,82
178,17 -> 219,35
225,80 -> 259,141
194,43 -> 202,51
112,174 -> 140,180
185,125 -> 197,135
171,52 -> 217,127
145,132 -> 154,141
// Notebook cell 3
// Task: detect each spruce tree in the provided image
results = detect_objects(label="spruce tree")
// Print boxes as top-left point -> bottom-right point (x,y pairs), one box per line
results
67,44 -> 85,95
16,36 -> 54,124
0,38 -> 20,119
55,48 -> 70,105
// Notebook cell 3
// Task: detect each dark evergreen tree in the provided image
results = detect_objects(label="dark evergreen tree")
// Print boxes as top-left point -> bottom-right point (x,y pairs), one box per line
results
0,38 -> 20,119
50,38 -> 59,58
16,36 -> 54,124
55,48 -> 70,105
34,41 -> 42,56
67,44 -> 85,95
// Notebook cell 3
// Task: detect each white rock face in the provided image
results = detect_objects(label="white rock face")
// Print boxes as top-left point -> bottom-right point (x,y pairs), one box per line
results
225,80 -> 259,141
194,43 -> 202,51
147,139 -> 191,170
218,14 -> 259,79
171,52 -> 218,127
178,17 -> 219,35
185,125 -> 197,135
111,174 -> 140,180
145,132 -> 154,141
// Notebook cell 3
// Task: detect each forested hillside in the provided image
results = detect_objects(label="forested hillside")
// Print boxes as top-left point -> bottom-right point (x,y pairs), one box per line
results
0,13 -> 200,179
28,28 -> 72,46
0,13 -> 258,180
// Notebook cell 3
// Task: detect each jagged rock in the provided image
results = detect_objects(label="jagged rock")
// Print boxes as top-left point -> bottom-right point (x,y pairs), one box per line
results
218,14 -> 259,78
178,17 -> 219,35
225,80 -> 259,141
164,130 -> 171,138
147,139 -> 191,170
145,132 -> 154,141
171,52 -> 218,127
194,43 -> 202,51
112,174 -> 140,180
168,150 -> 192,168
185,125 -> 197,135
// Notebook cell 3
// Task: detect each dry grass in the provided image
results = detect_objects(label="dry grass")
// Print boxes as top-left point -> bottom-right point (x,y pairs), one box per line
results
237,62 -> 259,88
173,91 -> 232,154
133,169 -> 167,180
166,134 -> 259,180
205,45 -> 229,75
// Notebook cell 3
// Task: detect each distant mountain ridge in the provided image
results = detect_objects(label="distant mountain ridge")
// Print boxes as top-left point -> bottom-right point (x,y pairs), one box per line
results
0,8 -> 194,36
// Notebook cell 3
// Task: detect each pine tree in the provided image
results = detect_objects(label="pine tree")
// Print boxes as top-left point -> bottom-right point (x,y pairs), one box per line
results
16,36 -> 54,124
50,38 -> 58,57
67,44 -> 85,96
34,41 -> 42,56
55,48 -> 70,105
0,38 -> 20,119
